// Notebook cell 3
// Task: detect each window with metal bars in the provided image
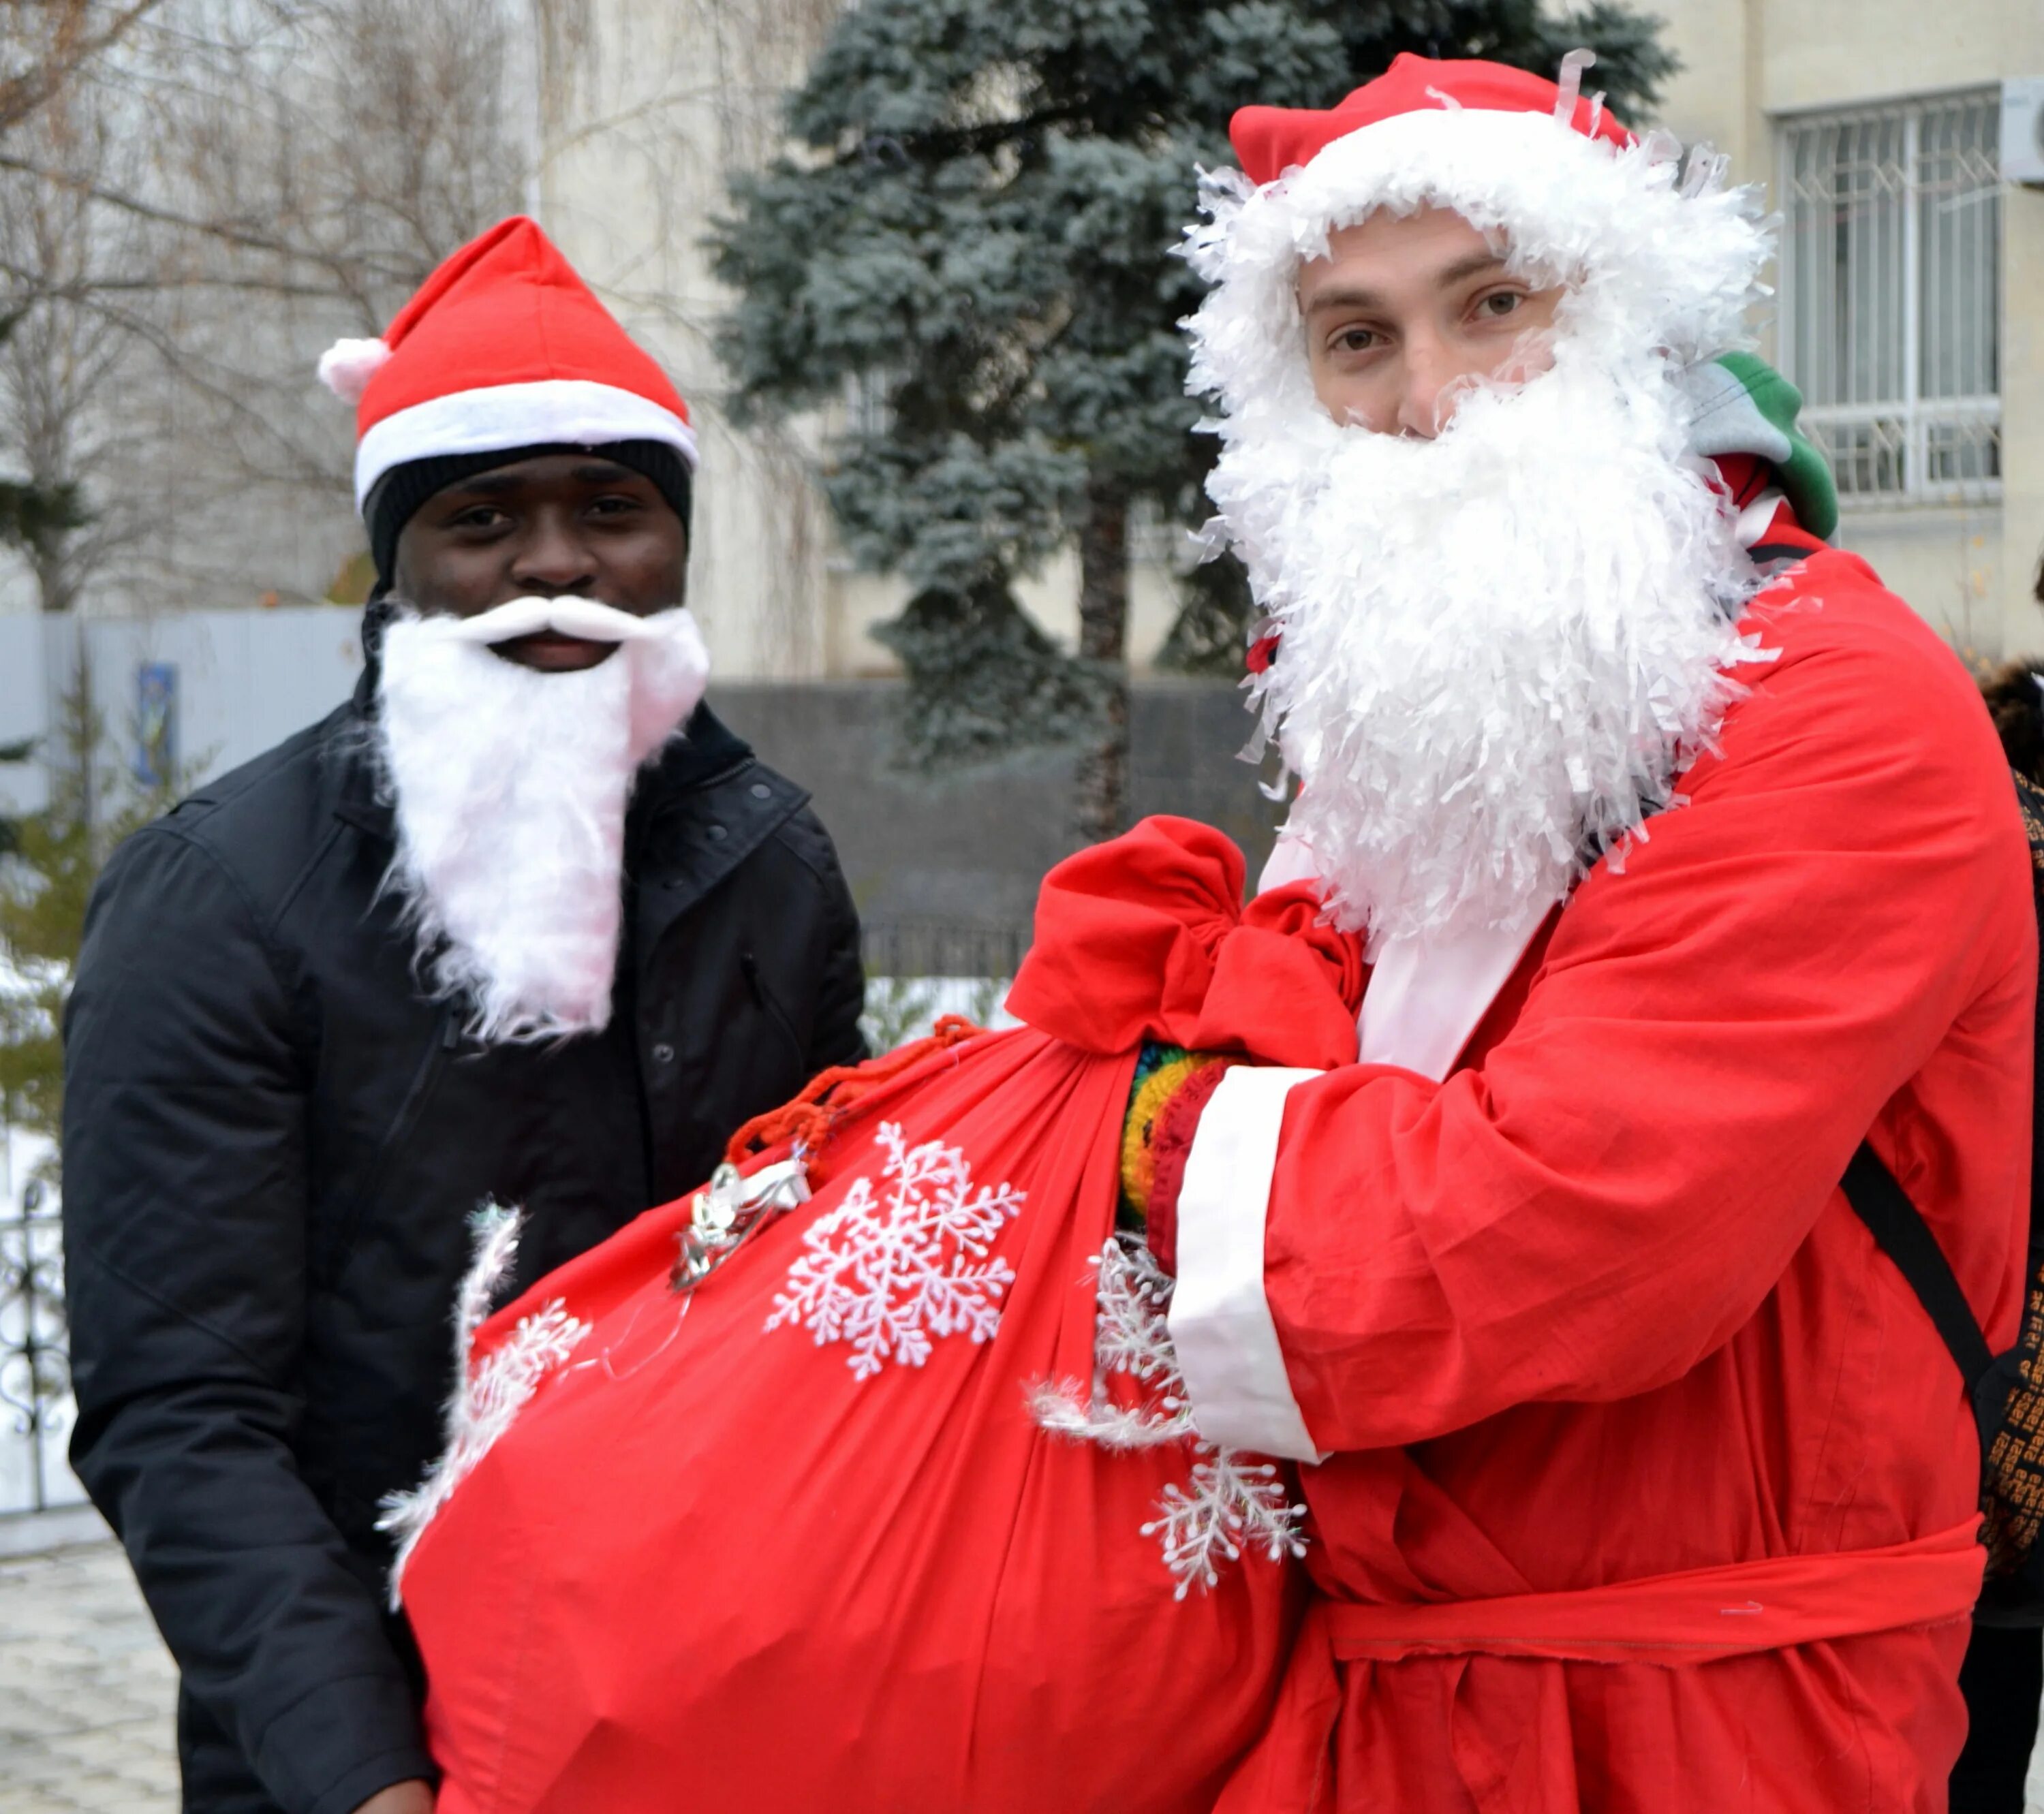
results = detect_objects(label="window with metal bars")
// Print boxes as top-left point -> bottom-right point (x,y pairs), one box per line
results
1779,91 -> 2001,507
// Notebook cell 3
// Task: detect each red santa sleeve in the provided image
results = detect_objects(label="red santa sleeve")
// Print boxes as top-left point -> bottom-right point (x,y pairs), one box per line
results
1166,567 -> 2037,1458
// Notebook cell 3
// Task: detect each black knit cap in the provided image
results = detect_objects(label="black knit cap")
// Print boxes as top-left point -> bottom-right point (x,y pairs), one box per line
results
365,438 -> 692,592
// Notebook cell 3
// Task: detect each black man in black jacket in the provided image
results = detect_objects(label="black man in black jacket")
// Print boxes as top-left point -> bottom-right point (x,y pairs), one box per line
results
61,217 -> 867,1814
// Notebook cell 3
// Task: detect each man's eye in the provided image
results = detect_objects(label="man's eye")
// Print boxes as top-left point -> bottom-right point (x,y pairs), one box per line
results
451,506 -> 508,530
1331,327 -> 1380,355
1476,291 -> 1524,319
588,495 -> 642,516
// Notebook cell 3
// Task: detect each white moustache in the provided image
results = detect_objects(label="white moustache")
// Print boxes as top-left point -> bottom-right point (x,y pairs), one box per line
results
429,595 -> 683,647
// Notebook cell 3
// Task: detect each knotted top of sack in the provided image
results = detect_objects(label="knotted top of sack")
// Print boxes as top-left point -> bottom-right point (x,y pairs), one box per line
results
1009,816 -> 1365,1069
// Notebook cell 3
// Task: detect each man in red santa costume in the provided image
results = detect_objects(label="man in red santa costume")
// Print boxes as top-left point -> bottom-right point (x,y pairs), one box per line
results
1122,52 -> 2037,1811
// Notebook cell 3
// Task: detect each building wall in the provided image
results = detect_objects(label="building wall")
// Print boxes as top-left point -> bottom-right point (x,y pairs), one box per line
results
1652,0 -> 2044,657
527,0 -> 831,682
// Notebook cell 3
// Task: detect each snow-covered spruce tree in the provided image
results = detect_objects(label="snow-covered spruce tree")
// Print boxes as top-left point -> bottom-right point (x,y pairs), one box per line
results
712,0 -> 1673,842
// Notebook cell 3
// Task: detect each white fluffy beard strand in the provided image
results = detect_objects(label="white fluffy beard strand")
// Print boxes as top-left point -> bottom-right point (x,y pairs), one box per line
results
1218,345 -> 1765,950
375,599 -> 711,1043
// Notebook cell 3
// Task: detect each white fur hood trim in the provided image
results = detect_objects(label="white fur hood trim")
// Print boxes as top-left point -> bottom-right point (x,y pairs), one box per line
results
1182,107 -> 1771,432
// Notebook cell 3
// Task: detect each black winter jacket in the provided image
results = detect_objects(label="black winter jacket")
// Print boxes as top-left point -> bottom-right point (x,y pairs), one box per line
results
61,686 -> 865,1814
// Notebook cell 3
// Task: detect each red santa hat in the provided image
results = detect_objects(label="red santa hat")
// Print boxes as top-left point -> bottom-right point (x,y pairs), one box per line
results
318,216 -> 698,514
1230,50 -> 1637,182
1181,52 -> 1770,429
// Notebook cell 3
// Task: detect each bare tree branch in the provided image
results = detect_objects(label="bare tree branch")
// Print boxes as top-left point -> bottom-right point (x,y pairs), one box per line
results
0,0 -> 168,138
0,0 -> 532,613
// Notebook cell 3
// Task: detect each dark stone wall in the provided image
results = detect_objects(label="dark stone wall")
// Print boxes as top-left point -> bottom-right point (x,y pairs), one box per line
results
711,679 -> 1288,937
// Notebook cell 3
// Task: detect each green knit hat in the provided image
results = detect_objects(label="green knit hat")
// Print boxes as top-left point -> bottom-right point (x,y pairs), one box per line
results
1680,350 -> 1838,541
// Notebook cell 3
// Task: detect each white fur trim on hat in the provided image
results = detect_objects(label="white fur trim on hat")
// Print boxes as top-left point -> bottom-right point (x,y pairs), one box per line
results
318,337 -> 392,405
353,378 -> 700,511
1182,107 -> 1770,431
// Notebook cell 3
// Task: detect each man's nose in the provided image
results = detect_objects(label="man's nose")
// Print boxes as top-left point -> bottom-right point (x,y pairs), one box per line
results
510,511 -> 598,594
1394,331 -> 1466,440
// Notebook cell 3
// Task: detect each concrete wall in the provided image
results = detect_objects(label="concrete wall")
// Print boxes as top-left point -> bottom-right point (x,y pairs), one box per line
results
80,608 -> 368,783
716,679 -> 1286,931
1652,0 -> 2044,658
0,608 -> 366,816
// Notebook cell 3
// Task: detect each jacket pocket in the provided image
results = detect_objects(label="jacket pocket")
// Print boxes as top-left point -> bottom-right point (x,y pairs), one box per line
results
740,946 -> 805,1072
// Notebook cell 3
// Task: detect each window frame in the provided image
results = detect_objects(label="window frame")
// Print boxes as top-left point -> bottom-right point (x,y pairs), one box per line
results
1776,89 -> 2003,510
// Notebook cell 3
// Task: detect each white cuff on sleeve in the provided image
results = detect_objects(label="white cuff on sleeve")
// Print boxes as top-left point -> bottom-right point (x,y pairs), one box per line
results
1166,1065 -> 1327,1463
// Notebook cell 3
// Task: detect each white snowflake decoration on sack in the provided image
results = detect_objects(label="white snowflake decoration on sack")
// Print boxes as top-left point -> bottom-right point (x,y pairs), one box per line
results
766,1121 -> 1025,1379
1033,1236 -> 1307,1597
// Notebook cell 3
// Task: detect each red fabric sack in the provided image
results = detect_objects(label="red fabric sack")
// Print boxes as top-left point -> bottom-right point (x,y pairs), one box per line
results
396,817 -> 1363,1814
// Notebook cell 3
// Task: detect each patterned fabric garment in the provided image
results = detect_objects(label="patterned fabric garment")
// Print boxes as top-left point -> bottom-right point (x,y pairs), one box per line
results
1118,1046 -> 1237,1271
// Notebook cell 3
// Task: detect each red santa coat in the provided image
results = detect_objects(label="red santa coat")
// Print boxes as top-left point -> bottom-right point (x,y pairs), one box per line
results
1183,537 -> 2037,1811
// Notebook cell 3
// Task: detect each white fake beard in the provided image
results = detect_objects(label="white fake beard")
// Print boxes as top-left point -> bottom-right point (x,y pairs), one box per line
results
1220,340 -> 1764,952
375,597 -> 712,1042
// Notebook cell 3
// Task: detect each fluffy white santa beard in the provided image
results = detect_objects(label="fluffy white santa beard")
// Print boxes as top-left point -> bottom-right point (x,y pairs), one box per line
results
374,597 -> 711,1043
1219,341 -> 1765,953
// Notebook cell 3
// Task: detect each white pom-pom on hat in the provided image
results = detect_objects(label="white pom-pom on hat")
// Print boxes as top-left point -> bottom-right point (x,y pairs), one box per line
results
318,337 -> 392,405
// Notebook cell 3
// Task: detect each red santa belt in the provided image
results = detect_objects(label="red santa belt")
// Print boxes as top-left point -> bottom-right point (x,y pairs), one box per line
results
1321,1520 -> 1983,1666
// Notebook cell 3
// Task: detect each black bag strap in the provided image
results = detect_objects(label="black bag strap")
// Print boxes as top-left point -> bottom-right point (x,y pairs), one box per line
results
1840,1142 -> 1996,1396
1747,540 -> 1817,564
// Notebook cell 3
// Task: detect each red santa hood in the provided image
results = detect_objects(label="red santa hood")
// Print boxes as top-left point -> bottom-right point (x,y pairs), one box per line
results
1182,52 -> 1771,455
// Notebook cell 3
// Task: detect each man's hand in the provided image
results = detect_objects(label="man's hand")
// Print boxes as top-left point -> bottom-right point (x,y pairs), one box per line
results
353,1783 -> 434,1814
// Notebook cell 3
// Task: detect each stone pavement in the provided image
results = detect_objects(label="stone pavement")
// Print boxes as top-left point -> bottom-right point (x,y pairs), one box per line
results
1,1538 -> 176,1814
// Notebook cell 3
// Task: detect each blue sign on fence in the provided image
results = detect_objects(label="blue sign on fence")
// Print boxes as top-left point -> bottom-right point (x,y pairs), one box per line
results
134,662 -> 177,788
